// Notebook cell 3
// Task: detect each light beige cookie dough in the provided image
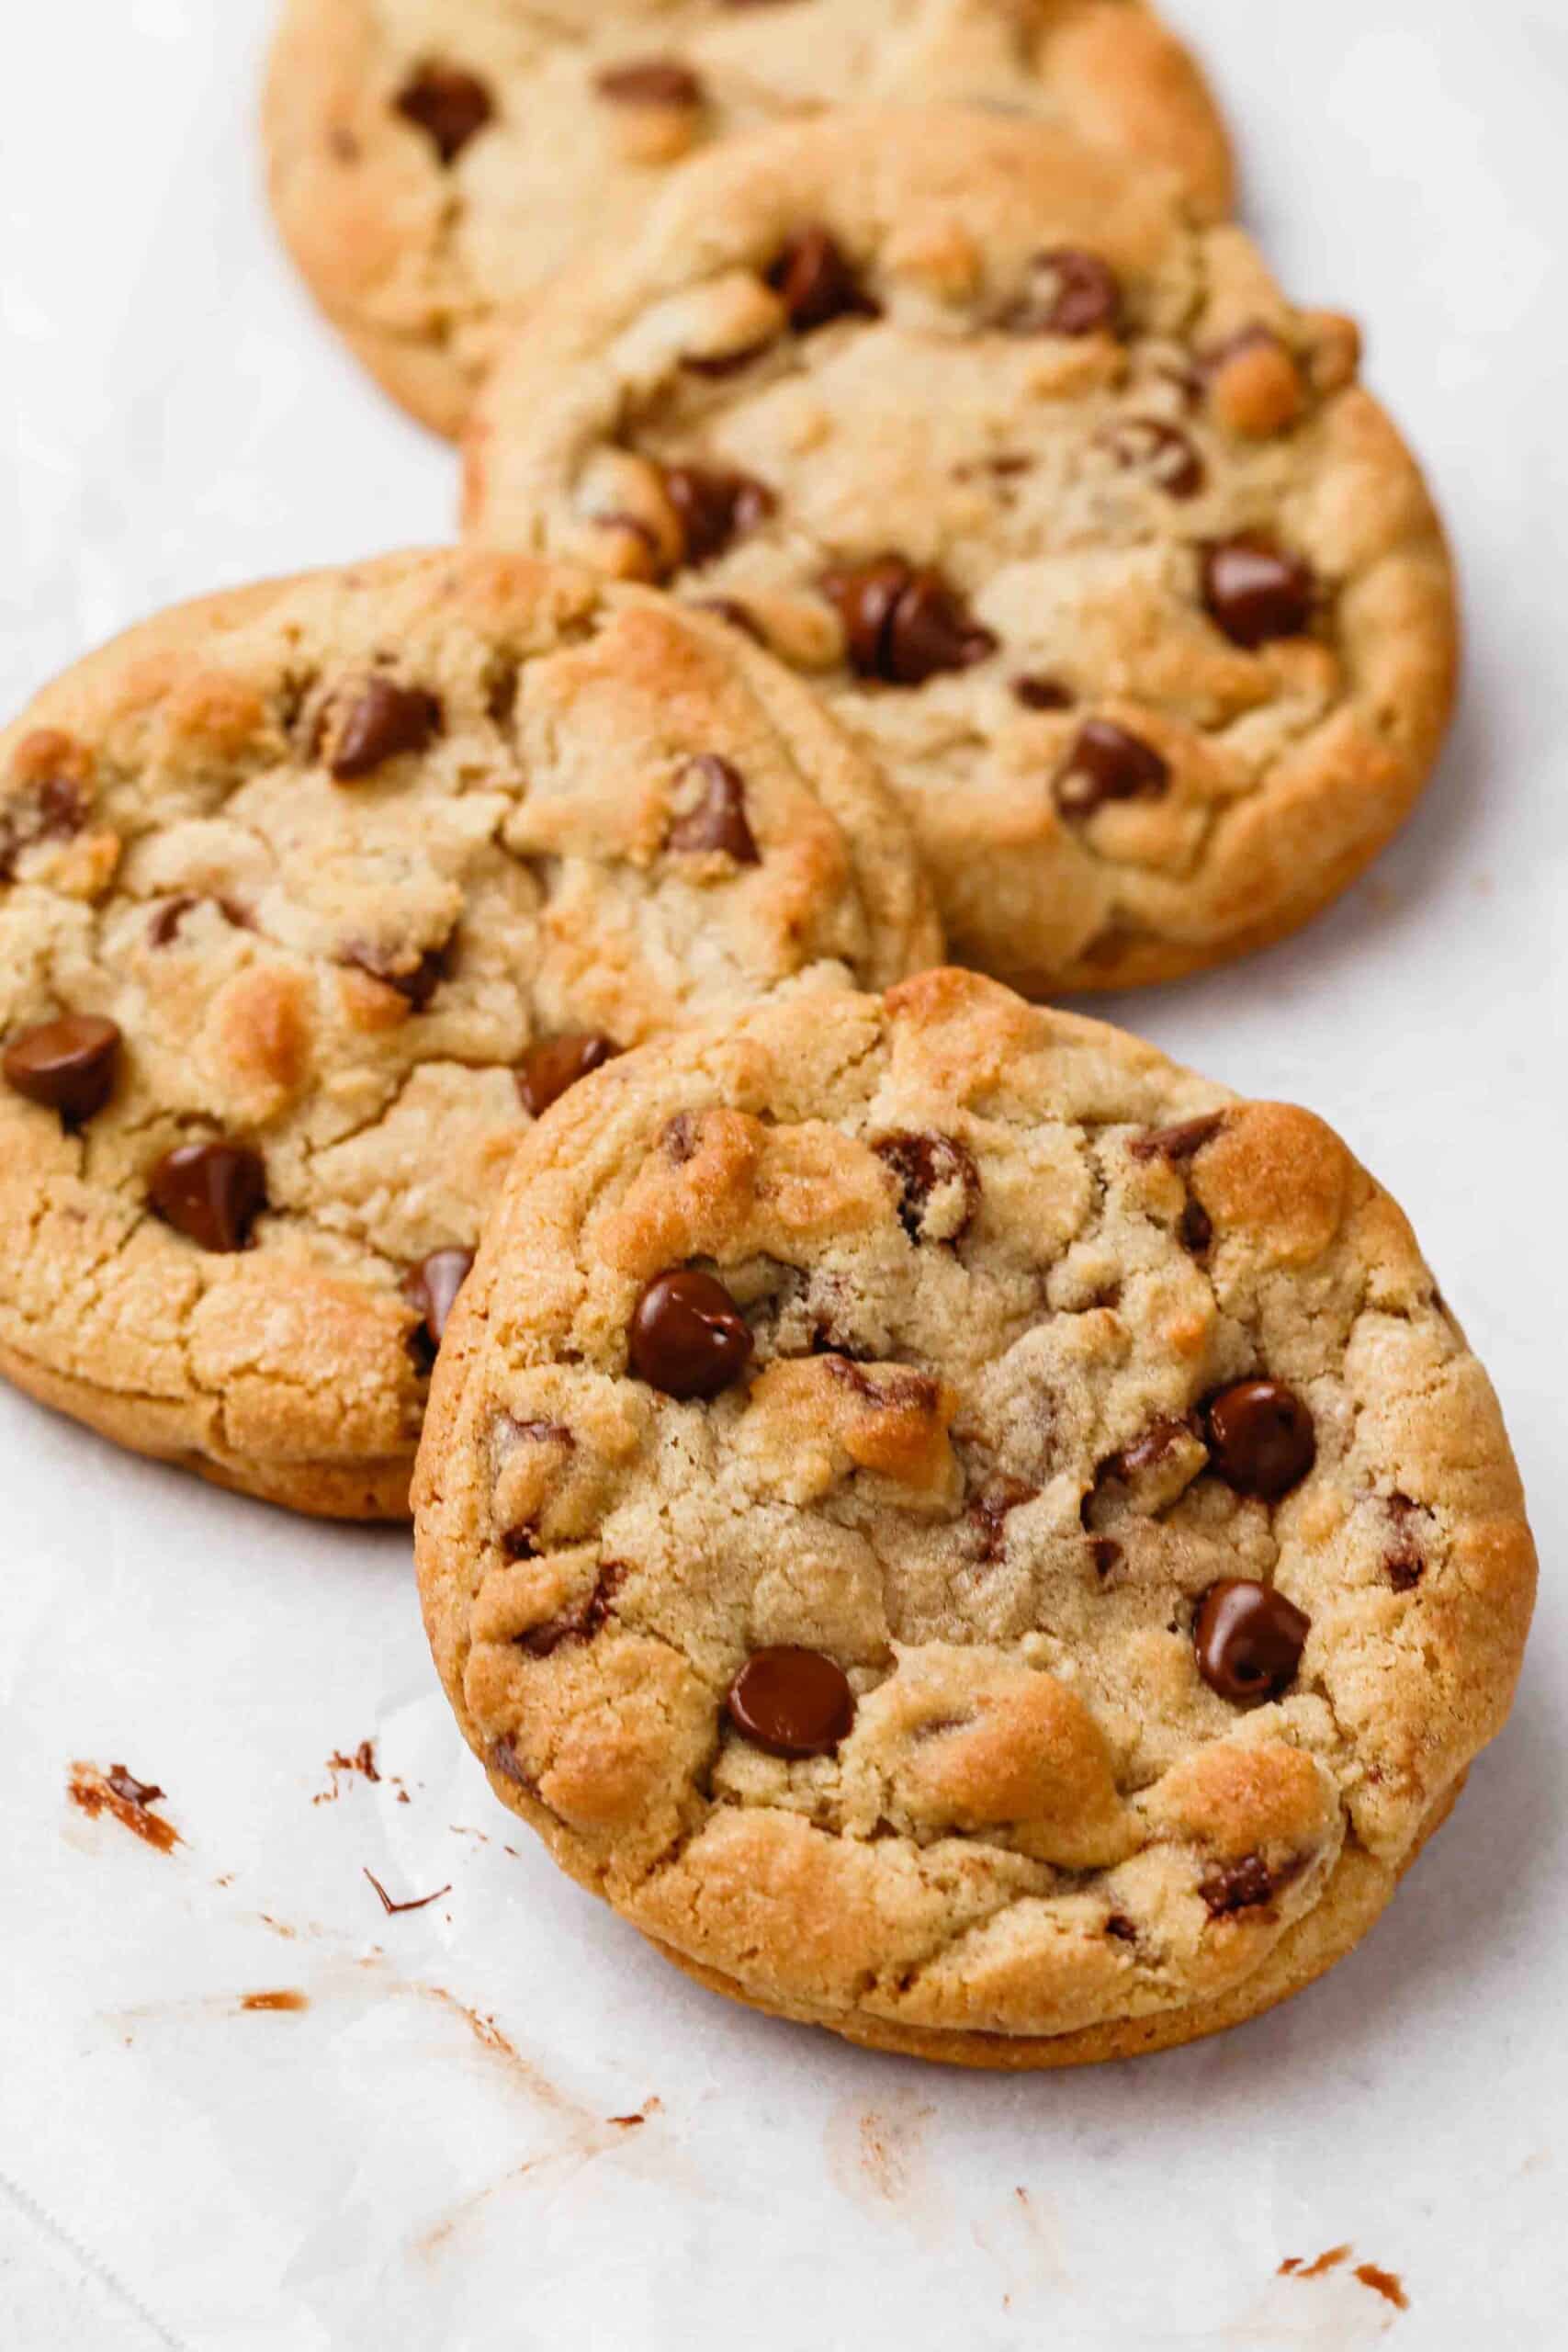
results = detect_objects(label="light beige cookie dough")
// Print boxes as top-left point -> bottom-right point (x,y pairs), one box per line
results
264,0 -> 1235,436
464,107 -> 1457,992
0,549 -> 938,1518
414,968 -> 1534,2064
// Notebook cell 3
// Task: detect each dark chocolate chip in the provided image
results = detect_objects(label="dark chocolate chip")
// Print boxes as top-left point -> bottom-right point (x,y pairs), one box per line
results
1179,1198 -> 1213,1256
1054,718 -> 1169,818
765,227 -> 879,332
692,596 -> 764,643
1204,1379 -> 1315,1499
664,754 -> 760,862
594,58 -> 704,107
148,1140 -> 267,1253
330,677 -> 442,780
1108,1414 -> 1199,1484
0,773 -> 86,881
1384,1492 -> 1426,1592
1104,1910 -> 1138,1942
970,1476 -> 1036,1560
726,1646 -> 855,1758
681,341 -> 774,379
394,64 -> 493,164
1011,673 -> 1073,711
1090,1536 -> 1123,1579
3,1013 -> 121,1124
517,1031 -> 621,1119
1100,415 -> 1205,499
516,1561 -> 627,1658
148,894 -> 250,947
401,1248 -> 474,1353
1005,248 -> 1122,336
341,936 -> 453,1009
662,464 -> 775,567
823,560 -> 995,684
628,1268 -> 753,1398
874,1131 -> 981,1242
1193,1579 -> 1310,1702
823,1355 -> 941,1416
1199,1852 -> 1275,1917
1201,536 -> 1315,649
662,1111 -> 703,1165
1128,1114 -> 1224,1163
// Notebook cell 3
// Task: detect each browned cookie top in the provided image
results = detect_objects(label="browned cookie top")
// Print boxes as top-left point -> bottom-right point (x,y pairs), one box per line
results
264,0 -> 1233,435
413,971 -> 1533,2052
0,549 -> 937,1518
465,107 -> 1456,993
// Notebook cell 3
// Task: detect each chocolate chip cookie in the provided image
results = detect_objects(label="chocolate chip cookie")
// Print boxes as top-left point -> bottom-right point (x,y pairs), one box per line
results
264,0 -> 1234,437
0,549 -> 938,1518
413,968 -> 1533,2065
463,107 -> 1458,992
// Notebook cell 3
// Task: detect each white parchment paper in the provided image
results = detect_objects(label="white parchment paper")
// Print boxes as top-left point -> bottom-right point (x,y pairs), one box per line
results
2,4 -> 1564,2345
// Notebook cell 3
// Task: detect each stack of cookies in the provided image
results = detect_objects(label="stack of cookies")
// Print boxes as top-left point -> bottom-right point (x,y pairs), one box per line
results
1,0 -> 1533,2069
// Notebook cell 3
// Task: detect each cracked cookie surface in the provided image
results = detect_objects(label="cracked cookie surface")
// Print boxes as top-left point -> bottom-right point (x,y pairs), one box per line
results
464,106 -> 1457,991
264,0 -> 1233,438
413,968 -> 1533,2063
0,549 -> 938,1518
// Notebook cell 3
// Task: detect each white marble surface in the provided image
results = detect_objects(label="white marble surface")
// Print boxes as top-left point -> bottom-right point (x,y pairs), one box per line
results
2,4 -> 1564,2344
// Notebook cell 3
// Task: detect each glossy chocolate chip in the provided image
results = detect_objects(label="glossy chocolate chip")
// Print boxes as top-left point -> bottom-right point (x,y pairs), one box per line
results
1109,1415 -> 1199,1483
394,65 -> 493,164
874,1131 -> 981,1242
628,1269 -> 753,1398
1054,718 -> 1169,817
1193,1579 -> 1310,1702
823,559 -> 995,684
401,1248 -> 473,1352
662,464 -> 775,568
1199,1852 -> 1275,1916
766,227 -> 878,332
341,937 -> 452,1009
516,1031 -> 621,1118
1011,673 -> 1073,711
1205,1379 -> 1315,1498
148,1140 -> 267,1252
1101,415 -> 1205,499
3,1013 -> 121,1124
726,1647 -> 855,1758
1201,536 -> 1315,648
594,58 -> 703,107
1006,248 -> 1122,336
331,677 -> 442,780
1128,1114 -> 1224,1162
665,755 -> 760,862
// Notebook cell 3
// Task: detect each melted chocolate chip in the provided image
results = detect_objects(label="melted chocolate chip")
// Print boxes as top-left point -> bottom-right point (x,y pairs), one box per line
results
664,755 -> 760,862
628,1269 -> 753,1398
330,677 -> 442,780
1104,1910 -> 1138,1942
874,1131 -> 981,1242
692,596 -> 764,643
517,1561 -> 627,1658
594,58 -> 704,107
1193,1579 -> 1310,1702
1179,1198 -> 1213,1256
970,1476 -> 1035,1560
1205,1379 -> 1315,1498
662,464 -> 775,566
1384,1492 -> 1426,1592
765,227 -> 879,332
3,1013 -> 121,1124
823,559 -> 995,684
1199,1852 -> 1275,1917
1100,415 -> 1205,499
1006,248 -> 1122,336
516,1032 -> 621,1118
726,1646 -> 855,1758
148,1140 -> 267,1252
1201,536 -> 1315,648
1110,1416 -> 1198,1483
824,1356 -> 940,1415
662,1111 -> 703,1164
341,937 -> 452,1009
1090,1536 -> 1123,1579
148,894 -> 250,947
1201,322 -> 1293,385
1128,1114 -> 1224,1162
394,64 -> 493,164
0,775 -> 86,881
1054,719 -> 1169,817
401,1248 -> 473,1355
1011,673 -> 1073,711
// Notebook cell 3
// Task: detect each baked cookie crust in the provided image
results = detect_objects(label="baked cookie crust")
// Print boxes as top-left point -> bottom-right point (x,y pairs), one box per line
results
0,550 -> 937,1516
413,970 -> 1533,2062
464,107 -> 1457,991
263,0 -> 1234,437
